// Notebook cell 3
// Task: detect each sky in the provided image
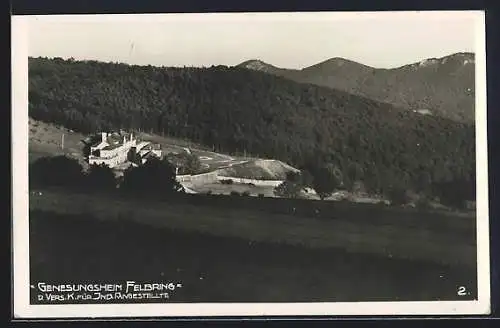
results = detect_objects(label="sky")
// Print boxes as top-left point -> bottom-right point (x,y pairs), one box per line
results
26,11 -> 483,69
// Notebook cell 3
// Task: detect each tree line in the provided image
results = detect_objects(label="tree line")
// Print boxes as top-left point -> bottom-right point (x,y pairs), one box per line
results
29,155 -> 183,196
30,154 -> 473,210
273,167 -> 474,209
28,57 -> 476,204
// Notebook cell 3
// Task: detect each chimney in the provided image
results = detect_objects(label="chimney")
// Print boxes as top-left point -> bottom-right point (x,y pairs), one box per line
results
101,132 -> 107,143
123,135 -> 126,144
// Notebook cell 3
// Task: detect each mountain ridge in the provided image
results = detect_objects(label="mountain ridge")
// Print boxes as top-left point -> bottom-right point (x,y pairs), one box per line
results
237,52 -> 475,71
236,52 -> 475,122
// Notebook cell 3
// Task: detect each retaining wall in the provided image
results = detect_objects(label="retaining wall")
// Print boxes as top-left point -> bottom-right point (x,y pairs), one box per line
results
176,172 -> 218,185
216,176 -> 284,187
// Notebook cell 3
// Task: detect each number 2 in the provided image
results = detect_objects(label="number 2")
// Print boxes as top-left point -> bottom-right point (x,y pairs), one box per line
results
457,286 -> 467,296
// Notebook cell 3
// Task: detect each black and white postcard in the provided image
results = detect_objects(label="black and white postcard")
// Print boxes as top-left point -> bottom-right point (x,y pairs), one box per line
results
12,11 -> 490,318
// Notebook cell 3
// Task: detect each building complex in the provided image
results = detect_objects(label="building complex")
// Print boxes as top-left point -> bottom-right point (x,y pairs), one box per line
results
87,131 -> 162,168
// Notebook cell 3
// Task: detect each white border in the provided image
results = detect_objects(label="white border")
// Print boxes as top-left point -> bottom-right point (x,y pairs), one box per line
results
12,11 -> 490,318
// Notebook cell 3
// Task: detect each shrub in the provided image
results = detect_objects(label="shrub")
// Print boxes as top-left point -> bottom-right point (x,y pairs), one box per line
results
29,155 -> 85,189
311,166 -> 340,200
242,191 -> 251,197
120,157 -> 183,196
385,186 -> 412,206
220,179 -> 234,185
258,193 -> 265,198
274,180 -> 302,199
230,191 -> 240,196
84,163 -> 117,192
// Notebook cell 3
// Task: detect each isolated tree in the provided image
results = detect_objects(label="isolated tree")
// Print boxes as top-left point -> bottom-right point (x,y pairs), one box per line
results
185,153 -> 202,174
273,180 -> 302,199
274,171 -> 307,199
29,155 -> 84,189
120,157 -> 183,196
84,163 -> 117,192
312,166 -> 340,200
165,152 -> 201,175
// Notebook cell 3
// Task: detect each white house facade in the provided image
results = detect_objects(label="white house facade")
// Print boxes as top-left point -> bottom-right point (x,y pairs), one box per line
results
87,131 -> 162,169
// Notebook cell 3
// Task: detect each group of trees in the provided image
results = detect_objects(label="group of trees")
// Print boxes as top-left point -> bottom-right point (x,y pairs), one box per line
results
28,57 -> 476,207
164,152 -> 203,175
29,155 -> 183,196
274,166 -> 343,201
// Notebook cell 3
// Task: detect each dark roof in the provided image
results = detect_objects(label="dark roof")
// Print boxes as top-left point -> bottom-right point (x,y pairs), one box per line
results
102,143 -> 124,150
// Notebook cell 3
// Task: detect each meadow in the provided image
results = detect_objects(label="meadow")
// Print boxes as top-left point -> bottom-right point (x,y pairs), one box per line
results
28,188 -> 477,303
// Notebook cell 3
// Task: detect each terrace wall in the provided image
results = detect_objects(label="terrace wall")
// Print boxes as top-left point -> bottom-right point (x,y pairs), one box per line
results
216,176 -> 284,187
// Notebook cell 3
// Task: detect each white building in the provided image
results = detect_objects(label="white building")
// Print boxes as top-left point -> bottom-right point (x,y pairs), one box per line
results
87,131 -> 162,168
88,132 -> 137,168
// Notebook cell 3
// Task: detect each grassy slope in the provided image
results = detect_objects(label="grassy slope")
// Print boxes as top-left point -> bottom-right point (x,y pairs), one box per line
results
30,188 -> 476,268
28,118 -> 87,164
30,210 -> 477,303
29,189 -> 477,303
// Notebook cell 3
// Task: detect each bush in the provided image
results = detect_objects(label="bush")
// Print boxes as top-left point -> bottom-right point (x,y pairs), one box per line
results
84,163 -> 117,192
242,191 -> 251,197
311,166 -> 340,200
431,179 -> 475,210
385,186 -> 412,206
120,157 -> 183,196
29,155 -> 85,189
166,152 -> 203,175
220,179 -> 234,185
274,180 -> 302,199
230,191 -> 240,196
258,193 -> 265,198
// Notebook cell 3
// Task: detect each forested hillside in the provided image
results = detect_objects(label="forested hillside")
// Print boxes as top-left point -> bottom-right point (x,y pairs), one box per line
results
238,53 -> 475,123
28,57 -> 475,201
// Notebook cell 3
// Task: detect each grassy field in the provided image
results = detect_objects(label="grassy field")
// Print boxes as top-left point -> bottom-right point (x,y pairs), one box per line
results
215,159 -> 299,180
190,182 -> 275,197
28,118 -> 87,164
29,203 -> 477,303
28,187 -> 477,304
29,188 -> 477,267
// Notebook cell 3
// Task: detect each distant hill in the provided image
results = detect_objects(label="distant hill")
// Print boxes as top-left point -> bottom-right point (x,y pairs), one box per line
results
237,53 -> 475,123
28,57 -> 475,200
